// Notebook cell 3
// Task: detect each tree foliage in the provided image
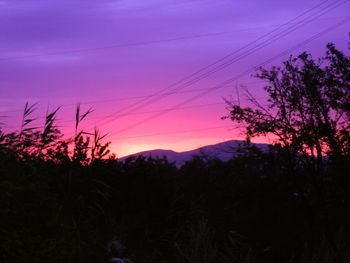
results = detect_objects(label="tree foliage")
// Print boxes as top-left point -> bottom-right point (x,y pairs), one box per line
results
225,42 -> 350,162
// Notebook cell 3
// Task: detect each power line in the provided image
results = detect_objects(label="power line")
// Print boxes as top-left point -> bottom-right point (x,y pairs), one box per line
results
3,1 -> 346,134
105,17 -> 350,137
3,14 -> 348,139
94,0 -> 336,120
88,0 -> 344,128
0,14 -> 344,116
0,2 -> 345,120
0,1 -> 347,136
85,0 -> 347,130
0,0 -> 343,117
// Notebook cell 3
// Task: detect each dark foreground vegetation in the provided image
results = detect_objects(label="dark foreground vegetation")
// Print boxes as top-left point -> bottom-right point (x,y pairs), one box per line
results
0,41 -> 350,262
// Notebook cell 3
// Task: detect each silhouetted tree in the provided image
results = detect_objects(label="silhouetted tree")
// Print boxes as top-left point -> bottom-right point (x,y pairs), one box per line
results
224,41 -> 350,167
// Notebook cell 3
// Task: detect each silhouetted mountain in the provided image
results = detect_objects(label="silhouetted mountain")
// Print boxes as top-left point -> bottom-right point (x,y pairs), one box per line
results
119,140 -> 269,166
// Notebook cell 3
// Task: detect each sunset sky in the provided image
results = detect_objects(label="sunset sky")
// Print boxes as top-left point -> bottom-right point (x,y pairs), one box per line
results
0,0 -> 349,156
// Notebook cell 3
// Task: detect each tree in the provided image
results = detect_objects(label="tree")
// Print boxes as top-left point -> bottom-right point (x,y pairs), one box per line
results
224,40 -> 350,165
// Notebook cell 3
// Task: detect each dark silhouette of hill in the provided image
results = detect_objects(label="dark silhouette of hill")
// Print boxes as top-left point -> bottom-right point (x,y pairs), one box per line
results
119,140 -> 269,166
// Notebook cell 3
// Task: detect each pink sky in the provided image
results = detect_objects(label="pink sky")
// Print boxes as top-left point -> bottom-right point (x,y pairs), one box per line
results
0,0 -> 349,156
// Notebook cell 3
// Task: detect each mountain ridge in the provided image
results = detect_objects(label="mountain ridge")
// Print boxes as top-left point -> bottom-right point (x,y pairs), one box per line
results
119,140 -> 269,166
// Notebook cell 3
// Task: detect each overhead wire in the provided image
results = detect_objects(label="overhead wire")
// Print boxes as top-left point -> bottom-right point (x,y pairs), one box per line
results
0,0 -> 342,116
105,16 -> 350,137
84,0 -> 348,131
1,1 -> 348,138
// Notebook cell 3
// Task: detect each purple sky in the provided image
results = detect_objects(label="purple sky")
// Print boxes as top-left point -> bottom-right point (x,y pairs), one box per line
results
0,0 -> 349,156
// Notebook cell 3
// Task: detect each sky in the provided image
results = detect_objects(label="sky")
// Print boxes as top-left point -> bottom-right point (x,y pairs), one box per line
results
0,0 -> 349,156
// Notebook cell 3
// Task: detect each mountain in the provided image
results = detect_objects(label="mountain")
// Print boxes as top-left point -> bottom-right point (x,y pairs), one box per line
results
119,140 -> 269,167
